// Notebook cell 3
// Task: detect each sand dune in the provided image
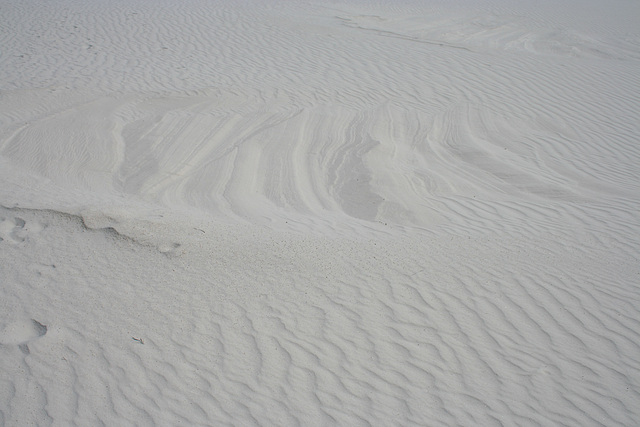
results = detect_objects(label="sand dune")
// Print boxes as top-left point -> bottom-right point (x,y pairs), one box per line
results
1,0 -> 639,425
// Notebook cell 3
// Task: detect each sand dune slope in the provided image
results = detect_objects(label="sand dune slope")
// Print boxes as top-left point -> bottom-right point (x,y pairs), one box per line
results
1,0 -> 639,425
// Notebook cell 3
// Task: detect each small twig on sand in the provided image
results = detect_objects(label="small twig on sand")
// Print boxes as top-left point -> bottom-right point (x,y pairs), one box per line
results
132,337 -> 144,344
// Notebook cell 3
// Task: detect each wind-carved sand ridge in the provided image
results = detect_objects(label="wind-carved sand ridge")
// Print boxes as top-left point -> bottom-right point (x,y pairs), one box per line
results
335,10 -> 640,60
1,0 -> 639,425
3,89 -> 637,231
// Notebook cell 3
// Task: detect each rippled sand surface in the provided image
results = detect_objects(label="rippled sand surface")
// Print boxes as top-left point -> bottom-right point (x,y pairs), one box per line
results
1,0 -> 639,425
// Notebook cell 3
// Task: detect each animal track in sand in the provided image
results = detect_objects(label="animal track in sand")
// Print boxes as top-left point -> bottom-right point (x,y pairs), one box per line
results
0,216 -> 44,244
0,319 -> 48,355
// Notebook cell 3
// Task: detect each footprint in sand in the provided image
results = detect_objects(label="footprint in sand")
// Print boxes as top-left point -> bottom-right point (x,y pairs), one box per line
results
0,216 -> 44,244
0,319 -> 48,355
158,242 -> 182,256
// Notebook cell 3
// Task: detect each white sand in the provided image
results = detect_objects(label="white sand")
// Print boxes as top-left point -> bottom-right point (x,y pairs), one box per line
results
1,0 -> 639,425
